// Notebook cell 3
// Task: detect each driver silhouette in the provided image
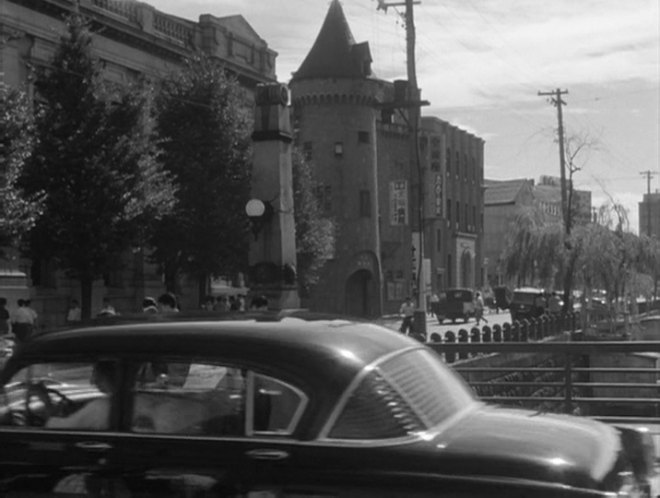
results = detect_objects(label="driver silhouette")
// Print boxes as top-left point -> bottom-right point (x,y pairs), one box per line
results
46,361 -> 116,430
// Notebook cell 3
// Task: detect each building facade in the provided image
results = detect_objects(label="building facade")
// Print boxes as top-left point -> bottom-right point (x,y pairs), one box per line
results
534,175 -> 592,227
639,192 -> 660,238
0,0 -> 276,325
483,179 -> 535,287
289,0 -> 485,316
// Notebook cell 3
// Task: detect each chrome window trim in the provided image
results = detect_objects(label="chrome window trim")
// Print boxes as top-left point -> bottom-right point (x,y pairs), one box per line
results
246,372 -> 308,437
317,346 -> 421,440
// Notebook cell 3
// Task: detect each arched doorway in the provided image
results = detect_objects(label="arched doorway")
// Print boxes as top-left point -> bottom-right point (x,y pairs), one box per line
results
345,269 -> 373,317
460,251 -> 473,288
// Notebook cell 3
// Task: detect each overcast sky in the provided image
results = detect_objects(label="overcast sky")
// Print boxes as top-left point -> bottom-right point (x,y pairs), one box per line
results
147,0 -> 659,233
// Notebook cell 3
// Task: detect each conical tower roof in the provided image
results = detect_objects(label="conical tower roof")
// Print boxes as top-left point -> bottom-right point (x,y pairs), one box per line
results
292,0 -> 372,80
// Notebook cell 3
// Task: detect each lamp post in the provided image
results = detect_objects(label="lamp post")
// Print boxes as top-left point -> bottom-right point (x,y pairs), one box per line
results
245,199 -> 273,240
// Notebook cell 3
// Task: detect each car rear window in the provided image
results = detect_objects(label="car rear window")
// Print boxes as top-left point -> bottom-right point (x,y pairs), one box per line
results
513,292 -> 537,304
327,349 -> 475,440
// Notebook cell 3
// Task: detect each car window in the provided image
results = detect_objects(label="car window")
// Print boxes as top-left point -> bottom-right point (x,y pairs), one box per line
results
327,349 -> 475,440
131,360 -> 246,435
130,361 -> 307,437
0,361 -> 116,430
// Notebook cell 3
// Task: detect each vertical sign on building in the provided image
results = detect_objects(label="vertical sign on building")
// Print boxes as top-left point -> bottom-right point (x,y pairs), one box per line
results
434,173 -> 443,217
390,180 -> 408,225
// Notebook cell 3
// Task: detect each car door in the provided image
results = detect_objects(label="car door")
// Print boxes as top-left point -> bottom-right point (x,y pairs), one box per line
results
112,358 -> 308,497
0,358 -> 128,496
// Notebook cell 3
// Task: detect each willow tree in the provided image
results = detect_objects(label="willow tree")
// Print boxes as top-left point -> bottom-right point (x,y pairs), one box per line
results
500,206 -> 565,290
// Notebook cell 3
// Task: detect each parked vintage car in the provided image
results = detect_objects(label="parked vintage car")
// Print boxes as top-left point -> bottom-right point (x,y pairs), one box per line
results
510,286 -> 548,322
0,311 -> 654,497
436,287 -> 475,323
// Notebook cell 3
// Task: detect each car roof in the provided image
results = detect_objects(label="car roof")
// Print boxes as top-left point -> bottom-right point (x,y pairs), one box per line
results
8,312 -> 417,402
513,287 -> 544,294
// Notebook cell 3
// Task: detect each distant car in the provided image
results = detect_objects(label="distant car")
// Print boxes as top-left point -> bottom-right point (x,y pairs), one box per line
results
0,311 -> 654,497
437,287 -> 475,323
510,287 -> 547,322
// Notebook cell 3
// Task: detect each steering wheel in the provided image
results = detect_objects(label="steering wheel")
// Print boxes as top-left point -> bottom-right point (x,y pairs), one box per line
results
24,382 -> 74,427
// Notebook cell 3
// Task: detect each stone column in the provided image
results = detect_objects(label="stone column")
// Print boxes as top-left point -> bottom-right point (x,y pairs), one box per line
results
248,83 -> 299,310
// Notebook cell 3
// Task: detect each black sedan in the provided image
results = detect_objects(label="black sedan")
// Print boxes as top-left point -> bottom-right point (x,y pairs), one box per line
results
0,312 -> 654,497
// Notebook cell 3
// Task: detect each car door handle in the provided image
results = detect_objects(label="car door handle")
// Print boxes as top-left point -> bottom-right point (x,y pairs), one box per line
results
245,449 -> 289,461
75,441 -> 113,452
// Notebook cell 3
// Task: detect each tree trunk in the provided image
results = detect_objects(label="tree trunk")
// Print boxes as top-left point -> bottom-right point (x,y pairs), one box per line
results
80,276 -> 94,320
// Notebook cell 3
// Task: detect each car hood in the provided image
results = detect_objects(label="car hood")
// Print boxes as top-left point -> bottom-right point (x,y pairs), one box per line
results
416,404 -> 623,490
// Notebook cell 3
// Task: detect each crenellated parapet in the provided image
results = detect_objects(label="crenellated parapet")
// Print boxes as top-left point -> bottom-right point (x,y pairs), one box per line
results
290,78 -> 386,108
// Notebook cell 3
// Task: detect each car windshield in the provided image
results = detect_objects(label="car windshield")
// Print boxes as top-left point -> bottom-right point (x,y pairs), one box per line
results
327,349 -> 476,440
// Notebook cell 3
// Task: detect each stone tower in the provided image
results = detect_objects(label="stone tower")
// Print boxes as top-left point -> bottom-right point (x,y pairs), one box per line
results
289,0 -> 385,317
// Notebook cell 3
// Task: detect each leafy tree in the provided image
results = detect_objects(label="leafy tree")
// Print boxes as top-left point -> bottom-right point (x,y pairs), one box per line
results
292,148 -> 336,297
151,55 -> 252,298
0,84 -> 44,257
20,15 -> 176,318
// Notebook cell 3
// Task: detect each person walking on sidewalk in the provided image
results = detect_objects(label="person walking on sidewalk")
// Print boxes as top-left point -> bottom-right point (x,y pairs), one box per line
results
474,291 -> 488,326
399,297 -> 416,335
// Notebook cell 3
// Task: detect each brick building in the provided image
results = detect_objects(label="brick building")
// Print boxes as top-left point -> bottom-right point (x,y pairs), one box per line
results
483,179 -> 535,286
289,0 -> 485,316
639,192 -> 660,238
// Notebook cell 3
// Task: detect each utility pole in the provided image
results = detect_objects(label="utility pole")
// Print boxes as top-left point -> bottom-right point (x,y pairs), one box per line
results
379,0 -> 426,335
538,89 -> 569,234
640,170 -> 656,236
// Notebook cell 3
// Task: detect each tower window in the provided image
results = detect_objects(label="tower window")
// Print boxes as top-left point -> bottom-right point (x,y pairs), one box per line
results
357,131 -> 370,144
334,142 -> 344,157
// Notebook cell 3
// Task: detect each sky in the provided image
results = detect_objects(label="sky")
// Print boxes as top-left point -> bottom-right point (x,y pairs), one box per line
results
147,0 -> 659,234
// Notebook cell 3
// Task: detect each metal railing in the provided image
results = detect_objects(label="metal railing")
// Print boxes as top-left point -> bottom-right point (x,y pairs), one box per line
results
428,339 -> 660,425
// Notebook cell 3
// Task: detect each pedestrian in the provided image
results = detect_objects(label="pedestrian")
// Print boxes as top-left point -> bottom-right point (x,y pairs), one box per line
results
474,291 -> 488,326
201,296 -> 216,311
214,296 -> 229,312
25,299 -> 38,329
11,299 -> 35,343
0,297 -> 10,337
66,299 -> 82,323
157,292 -> 179,313
97,298 -> 117,317
429,292 -> 440,318
142,297 -> 159,314
250,295 -> 268,311
399,297 -> 416,335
